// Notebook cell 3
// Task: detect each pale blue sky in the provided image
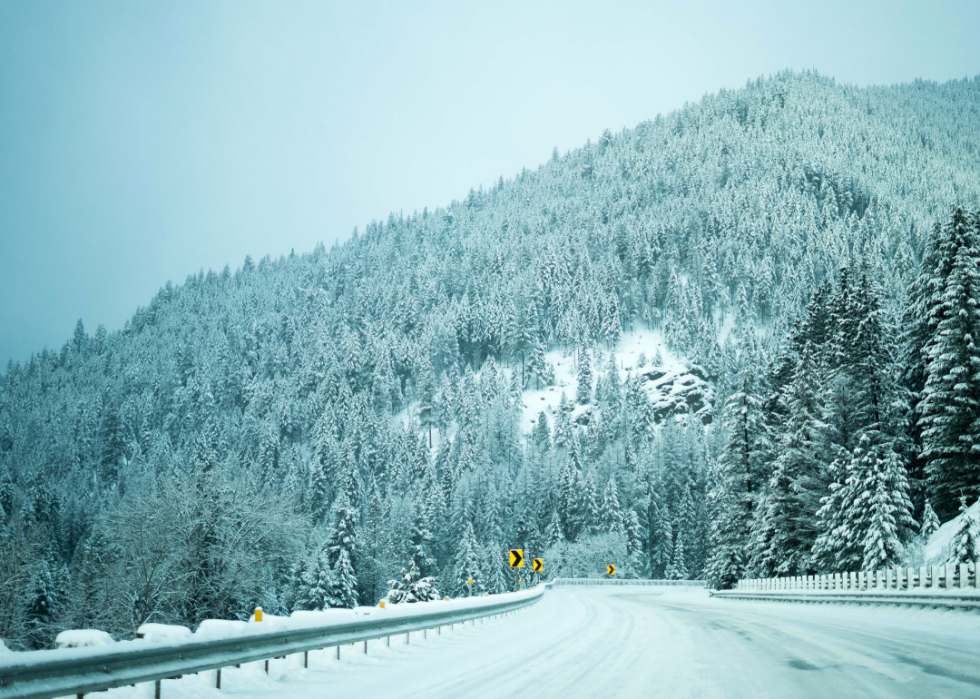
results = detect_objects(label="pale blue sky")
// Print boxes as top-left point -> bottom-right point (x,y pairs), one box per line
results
2,0 -> 979,367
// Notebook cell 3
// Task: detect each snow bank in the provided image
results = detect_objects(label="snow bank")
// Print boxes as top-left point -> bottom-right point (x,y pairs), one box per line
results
55,630 -> 114,649
923,499 -> 980,565
136,624 -> 192,642
0,639 -> 10,655
194,619 -> 250,640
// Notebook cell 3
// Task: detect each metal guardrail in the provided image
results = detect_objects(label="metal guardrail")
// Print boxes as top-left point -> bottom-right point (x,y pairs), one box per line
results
0,588 -> 544,699
551,578 -> 707,587
710,589 -> 980,609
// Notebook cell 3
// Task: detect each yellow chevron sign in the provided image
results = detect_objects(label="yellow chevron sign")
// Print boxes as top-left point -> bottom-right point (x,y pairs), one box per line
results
509,549 -> 524,568
532,558 -> 543,572
607,564 -> 616,576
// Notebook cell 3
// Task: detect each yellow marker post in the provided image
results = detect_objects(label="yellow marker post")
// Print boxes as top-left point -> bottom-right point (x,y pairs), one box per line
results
254,607 -> 263,622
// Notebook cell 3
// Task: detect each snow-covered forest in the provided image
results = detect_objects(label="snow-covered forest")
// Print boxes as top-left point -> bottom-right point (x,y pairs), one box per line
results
2,71 -> 980,650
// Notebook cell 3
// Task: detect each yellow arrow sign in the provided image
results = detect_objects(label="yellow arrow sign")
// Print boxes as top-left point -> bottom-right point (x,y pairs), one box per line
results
532,558 -> 543,572
509,549 -> 524,568
607,564 -> 616,576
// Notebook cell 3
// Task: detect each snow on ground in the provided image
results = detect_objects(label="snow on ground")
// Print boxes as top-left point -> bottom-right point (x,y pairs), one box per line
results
394,325 -> 691,441
54,629 -> 114,649
520,327 -> 683,433
923,499 -> 980,565
76,584 -> 980,699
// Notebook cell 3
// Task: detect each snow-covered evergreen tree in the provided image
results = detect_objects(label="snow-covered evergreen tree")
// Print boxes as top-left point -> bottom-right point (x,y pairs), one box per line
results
947,497 -> 980,565
386,559 -> 441,604
918,209 -> 980,520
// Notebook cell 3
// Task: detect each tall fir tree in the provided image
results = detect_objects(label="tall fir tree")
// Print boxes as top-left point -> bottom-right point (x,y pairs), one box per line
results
918,209 -> 980,519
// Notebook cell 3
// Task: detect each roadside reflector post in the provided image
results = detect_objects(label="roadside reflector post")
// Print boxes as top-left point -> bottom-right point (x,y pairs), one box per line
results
216,669 -> 221,689
254,607 -> 263,622
304,651 -> 308,668
364,640 -> 368,654
155,680 -> 161,699
336,646 -> 340,660
264,660 -> 269,673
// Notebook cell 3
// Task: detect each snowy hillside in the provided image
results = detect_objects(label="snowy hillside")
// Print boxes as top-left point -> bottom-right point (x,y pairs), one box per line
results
3,72 -> 980,650
519,328 -> 711,434
921,500 -> 980,566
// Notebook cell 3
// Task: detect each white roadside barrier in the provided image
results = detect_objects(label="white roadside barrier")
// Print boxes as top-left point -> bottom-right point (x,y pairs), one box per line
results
552,578 -> 706,587
713,563 -> 980,609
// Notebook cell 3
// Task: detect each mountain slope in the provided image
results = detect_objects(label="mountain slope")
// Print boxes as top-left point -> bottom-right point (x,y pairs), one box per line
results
1,71 -> 980,648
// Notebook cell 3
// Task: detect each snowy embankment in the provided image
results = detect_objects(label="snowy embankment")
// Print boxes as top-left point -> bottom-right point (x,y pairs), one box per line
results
0,587 -> 543,670
68,585 -> 980,699
922,499 -> 980,566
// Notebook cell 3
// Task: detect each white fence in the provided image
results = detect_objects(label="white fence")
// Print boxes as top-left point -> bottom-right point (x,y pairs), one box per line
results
552,578 -> 706,587
738,563 -> 977,592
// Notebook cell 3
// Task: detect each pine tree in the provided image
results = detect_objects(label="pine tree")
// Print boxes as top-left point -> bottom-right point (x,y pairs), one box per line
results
576,349 -> 593,404
386,559 -> 441,604
418,356 -> 437,448
545,508 -> 564,549
450,521 -> 482,596
298,550 -> 335,610
921,500 -> 941,539
553,393 -> 574,449
665,528 -> 688,580
327,491 -> 359,566
948,497 -> 979,564
861,442 -> 916,571
330,549 -> 358,608
531,412 -> 551,452
919,209 -> 980,520
624,509 -> 647,578
754,342 -> 826,575
706,361 -> 769,589
601,477 -> 625,535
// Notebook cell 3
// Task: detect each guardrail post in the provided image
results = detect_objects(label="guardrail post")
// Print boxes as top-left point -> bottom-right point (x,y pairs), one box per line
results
946,564 -> 955,590
960,563 -> 969,590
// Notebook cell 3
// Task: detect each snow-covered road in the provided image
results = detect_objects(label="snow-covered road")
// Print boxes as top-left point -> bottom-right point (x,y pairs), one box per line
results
107,585 -> 980,699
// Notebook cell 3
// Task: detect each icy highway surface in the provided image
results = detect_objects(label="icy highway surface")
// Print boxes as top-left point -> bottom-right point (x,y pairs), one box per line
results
105,586 -> 980,699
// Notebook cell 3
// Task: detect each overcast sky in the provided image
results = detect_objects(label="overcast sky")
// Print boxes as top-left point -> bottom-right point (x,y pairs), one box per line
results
1,0 -> 979,367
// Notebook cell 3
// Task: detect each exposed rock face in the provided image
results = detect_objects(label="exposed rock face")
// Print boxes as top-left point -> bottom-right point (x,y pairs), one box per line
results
554,363 -> 714,430
638,364 -> 713,425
